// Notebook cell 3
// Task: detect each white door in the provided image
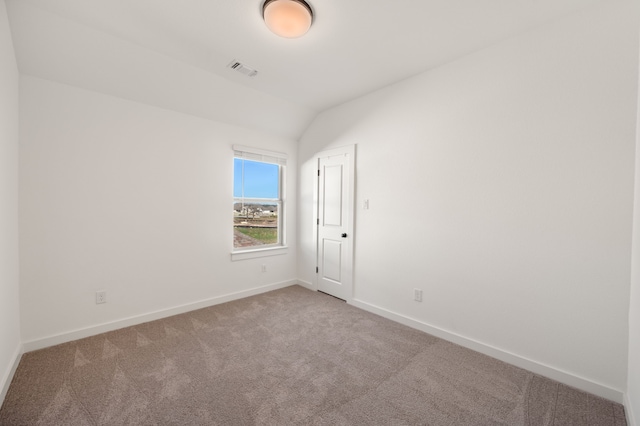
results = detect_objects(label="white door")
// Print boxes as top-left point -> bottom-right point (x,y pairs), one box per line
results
316,146 -> 355,301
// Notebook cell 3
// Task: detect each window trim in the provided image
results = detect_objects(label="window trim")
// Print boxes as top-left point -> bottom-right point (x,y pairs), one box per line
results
232,145 -> 287,260
230,246 -> 289,262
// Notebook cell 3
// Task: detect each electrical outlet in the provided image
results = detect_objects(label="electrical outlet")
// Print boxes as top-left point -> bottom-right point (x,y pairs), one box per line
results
96,290 -> 106,304
414,289 -> 423,302
261,264 -> 267,272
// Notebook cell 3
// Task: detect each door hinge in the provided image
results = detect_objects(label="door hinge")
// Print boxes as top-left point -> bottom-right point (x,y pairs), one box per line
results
317,218 -> 319,225
316,267 -> 319,273
317,170 -> 320,176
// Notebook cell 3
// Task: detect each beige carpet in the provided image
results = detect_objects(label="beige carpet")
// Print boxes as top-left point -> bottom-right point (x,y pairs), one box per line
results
0,285 -> 627,425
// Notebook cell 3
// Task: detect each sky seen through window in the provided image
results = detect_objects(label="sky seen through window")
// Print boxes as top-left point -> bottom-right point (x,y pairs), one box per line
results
233,158 -> 279,199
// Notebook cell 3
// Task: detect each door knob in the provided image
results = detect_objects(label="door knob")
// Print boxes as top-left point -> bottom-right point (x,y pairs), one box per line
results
341,233 -> 347,238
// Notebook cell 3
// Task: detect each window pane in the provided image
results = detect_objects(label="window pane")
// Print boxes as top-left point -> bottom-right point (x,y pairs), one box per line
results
233,157 -> 282,250
234,158 -> 279,199
233,202 -> 279,248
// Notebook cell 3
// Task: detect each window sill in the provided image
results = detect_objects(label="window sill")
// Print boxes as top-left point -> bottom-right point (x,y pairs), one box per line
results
231,246 -> 288,261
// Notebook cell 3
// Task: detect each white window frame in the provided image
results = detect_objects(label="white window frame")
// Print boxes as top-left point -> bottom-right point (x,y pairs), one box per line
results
231,145 -> 288,261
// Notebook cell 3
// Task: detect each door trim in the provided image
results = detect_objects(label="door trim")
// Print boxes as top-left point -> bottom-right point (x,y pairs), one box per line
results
313,145 -> 356,302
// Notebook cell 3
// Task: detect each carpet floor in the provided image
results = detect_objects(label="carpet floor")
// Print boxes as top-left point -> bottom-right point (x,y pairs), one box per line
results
0,285 -> 627,425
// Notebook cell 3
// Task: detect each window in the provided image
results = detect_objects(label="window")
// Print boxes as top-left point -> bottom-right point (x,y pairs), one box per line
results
233,146 -> 286,255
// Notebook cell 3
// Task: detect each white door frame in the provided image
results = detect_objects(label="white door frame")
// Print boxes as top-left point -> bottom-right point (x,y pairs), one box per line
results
313,145 -> 356,302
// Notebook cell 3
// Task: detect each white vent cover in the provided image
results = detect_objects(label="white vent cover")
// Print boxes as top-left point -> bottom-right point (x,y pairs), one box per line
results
227,60 -> 258,77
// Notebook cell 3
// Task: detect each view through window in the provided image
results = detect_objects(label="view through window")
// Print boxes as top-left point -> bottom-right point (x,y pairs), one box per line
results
233,155 -> 283,250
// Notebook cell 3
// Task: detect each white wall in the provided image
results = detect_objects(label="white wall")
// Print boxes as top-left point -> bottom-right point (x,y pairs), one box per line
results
0,0 -> 21,403
629,139 -> 640,424
627,33 -> 640,426
298,0 -> 638,401
19,76 -> 298,347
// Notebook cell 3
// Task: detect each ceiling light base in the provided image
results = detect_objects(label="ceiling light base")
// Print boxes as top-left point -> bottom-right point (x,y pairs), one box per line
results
262,0 -> 313,39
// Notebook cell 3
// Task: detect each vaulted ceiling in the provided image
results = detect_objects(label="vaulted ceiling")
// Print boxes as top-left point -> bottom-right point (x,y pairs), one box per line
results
5,0 -> 606,138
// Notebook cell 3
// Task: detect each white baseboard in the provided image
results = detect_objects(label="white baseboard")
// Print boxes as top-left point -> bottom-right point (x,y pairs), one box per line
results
16,282 -> 626,406
0,344 -> 23,407
22,280 -> 298,353
350,298 -> 624,404
296,279 -> 315,291
625,393 -> 637,426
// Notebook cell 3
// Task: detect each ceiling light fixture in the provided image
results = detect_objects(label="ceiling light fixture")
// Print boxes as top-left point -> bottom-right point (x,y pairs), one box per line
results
262,0 -> 313,39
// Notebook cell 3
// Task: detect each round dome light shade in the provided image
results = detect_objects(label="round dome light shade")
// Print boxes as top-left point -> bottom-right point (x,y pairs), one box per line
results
263,0 -> 313,38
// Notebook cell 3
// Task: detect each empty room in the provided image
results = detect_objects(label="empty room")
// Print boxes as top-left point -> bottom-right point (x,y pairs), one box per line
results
1,0 -> 640,424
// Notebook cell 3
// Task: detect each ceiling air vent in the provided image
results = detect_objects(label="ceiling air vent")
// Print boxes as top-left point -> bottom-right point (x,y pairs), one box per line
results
227,60 -> 258,77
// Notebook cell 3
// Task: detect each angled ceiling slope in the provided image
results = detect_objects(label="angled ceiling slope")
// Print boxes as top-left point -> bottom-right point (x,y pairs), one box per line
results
6,0 -> 607,138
